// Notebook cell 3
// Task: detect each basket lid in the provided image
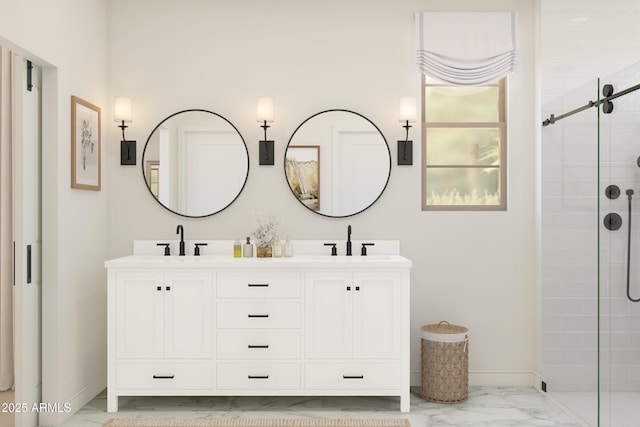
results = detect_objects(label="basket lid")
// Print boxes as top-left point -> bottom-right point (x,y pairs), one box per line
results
421,321 -> 468,342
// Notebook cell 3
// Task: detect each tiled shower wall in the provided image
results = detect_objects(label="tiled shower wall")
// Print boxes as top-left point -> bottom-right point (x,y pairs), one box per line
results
599,65 -> 640,393
541,81 -> 599,392
542,64 -> 640,393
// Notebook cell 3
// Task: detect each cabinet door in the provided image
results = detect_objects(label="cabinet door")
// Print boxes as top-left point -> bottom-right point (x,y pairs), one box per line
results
164,271 -> 213,358
352,272 -> 401,358
115,271 -> 165,359
304,272 -> 353,358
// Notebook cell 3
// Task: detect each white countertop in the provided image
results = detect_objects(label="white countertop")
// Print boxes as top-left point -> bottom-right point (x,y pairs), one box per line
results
104,254 -> 412,270
106,239 -> 411,269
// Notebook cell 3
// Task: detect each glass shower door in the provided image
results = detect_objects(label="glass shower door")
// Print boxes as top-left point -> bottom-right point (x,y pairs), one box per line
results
541,78 -> 600,426
599,62 -> 640,427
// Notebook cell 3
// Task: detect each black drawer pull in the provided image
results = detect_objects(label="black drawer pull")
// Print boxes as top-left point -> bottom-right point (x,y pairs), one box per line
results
248,283 -> 269,287
157,286 -> 162,291
248,375 -> 269,379
153,375 -> 175,379
248,314 -> 269,318
166,286 -> 171,291
342,375 -> 364,379
248,345 -> 269,349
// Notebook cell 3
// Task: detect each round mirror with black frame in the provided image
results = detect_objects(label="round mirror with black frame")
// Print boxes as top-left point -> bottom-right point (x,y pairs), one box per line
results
284,109 -> 391,218
141,109 -> 249,218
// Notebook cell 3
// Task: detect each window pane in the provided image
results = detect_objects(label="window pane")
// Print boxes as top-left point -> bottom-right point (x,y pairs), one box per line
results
426,128 -> 500,166
425,86 -> 499,122
425,167 -> 500,206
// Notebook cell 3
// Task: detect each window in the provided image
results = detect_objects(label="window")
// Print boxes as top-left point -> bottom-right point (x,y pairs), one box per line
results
422,76 -> 507,210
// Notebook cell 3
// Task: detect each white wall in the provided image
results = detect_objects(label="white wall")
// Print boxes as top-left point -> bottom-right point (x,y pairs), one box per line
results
107,0 -> 537,386
541,0 -> 640,105
0,0 -> 108,425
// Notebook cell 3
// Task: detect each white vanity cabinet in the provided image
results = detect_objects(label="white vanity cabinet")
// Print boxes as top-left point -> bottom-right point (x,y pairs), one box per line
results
304,271 -> 401,359
106,249 -> 411,413
108,270 -> 214,412
304,271 -> 403,397
115,271 -> 213,359
215,271 -> 302,391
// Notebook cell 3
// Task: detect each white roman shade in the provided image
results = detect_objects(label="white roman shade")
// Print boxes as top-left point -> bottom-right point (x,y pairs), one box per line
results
416,12 -> 518,85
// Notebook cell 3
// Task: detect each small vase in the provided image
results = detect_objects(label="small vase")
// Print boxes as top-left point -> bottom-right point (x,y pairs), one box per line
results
256,246 -> 273,258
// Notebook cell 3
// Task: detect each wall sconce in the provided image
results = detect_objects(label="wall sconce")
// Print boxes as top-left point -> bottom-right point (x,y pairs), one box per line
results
257,97 -> 274,165
398,97 -> 416,165
114,96 -> 136,165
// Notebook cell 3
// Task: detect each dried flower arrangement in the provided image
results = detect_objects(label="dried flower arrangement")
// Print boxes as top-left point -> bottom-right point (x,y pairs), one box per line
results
253,212 -> 279,248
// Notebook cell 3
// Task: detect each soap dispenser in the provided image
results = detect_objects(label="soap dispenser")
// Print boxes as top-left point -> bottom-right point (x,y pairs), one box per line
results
273,240 -> 283,258
243,237 -> 253,258
284,236 -> 293,257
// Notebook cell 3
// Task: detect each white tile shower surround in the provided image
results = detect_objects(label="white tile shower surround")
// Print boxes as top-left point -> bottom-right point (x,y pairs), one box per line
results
59,387 -> 584,427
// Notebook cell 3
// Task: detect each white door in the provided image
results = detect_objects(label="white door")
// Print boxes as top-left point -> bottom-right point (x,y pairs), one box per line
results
352,272 -> 401,359
332,130 -> 389,216
115,272 -> 165,359
304,272 -> 353,358
164,272 -> 213,359
180,130 -> 247,215
13,55 -> 42,427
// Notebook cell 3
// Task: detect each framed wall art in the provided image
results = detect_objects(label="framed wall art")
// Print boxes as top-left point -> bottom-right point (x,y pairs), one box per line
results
71,96 -> 101,190
285,145 -> 320,211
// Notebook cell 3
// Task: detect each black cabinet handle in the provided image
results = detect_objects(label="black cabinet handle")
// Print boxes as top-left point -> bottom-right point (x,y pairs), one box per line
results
26,245 -> 31,284
153,375 -> 175,379
356,286 -> 360,291
248,345 -> 269,349
248,283 -> 269,287
346,286 -> 351,291
157,286 -> 162,291
248,375 -> 269,379
342,375 -> 364,379
248,314 -> 269,318
166,286 -> 171,291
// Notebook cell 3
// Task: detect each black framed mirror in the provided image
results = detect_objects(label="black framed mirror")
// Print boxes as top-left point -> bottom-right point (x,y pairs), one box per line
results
142,109 -> 249,218
284,109 -> 391,218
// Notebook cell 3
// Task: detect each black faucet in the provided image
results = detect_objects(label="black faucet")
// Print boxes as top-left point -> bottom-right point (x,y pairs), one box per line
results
346,225 -> 352,256
176,225 -> 185,256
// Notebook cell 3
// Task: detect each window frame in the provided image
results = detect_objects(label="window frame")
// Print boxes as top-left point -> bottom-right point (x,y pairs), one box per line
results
421,76 -> 507,211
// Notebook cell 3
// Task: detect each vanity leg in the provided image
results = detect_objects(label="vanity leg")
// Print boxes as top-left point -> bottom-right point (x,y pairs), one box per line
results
107,393 -> 118,413
400,392 -> 410,412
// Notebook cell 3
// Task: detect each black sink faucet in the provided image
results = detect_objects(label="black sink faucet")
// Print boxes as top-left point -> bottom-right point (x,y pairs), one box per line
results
176,225 -> 185,256
346,224 -> 352,256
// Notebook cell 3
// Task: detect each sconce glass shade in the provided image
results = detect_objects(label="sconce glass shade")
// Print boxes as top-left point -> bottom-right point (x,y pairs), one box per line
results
399,97 -> 416,122
256,97 -> 274,123
114,96 -> 132,123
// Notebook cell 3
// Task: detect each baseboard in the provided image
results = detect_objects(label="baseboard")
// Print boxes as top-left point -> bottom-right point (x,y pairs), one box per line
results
38,372 -> 106,427
411,370 -> 540,387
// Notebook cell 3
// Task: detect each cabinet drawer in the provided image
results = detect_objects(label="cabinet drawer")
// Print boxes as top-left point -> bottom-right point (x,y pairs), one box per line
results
217,272 -> 300,298
217,333 -> 300,359
217,362 -> 301,389
116,361 -> 212,390
305,362 -> 401,390
217,302 -> 300,329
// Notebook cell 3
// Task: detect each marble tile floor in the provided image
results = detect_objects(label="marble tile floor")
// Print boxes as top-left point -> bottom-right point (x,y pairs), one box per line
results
59,387 -> 586,427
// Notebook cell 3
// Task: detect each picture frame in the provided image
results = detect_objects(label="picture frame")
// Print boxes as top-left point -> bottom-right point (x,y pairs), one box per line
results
285,145 -> 320,211
71,96 -> 101,190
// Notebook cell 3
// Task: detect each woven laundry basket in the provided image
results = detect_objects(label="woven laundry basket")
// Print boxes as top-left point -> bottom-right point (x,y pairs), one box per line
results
420,321 -> 469,403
